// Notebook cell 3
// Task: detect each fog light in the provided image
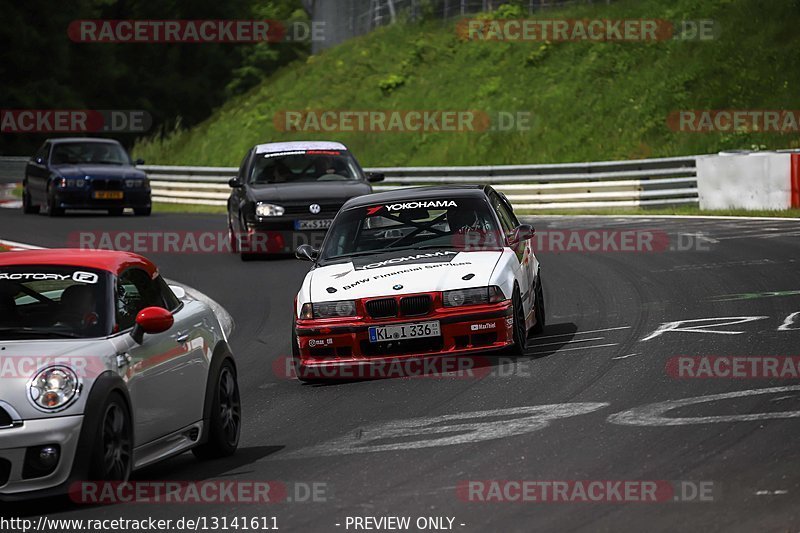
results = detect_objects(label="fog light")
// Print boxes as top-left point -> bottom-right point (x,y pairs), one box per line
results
22,444 -> 60,479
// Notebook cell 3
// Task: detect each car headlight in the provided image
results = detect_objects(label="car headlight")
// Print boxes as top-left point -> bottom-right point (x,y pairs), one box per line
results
443,286 -> 506,307
313,300 -> 357,318
256,203 -> 285,217
28,366 -> 80,411
125,178 -> 146,188
56,178 -> 86,188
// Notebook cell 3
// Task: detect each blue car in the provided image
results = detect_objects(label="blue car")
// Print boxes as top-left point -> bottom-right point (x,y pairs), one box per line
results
23,138 -> 151,216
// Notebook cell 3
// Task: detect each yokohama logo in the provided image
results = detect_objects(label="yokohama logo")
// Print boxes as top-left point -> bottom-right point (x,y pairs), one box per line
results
361,251 -> 458,269
386,200 -> 457,211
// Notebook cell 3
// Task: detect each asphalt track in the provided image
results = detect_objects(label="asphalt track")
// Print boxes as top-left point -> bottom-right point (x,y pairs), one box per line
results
2,207 -> 800,532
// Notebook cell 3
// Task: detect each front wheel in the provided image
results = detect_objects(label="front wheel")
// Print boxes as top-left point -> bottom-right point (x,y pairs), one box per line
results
88,393 -> 132,481
46,190 -> 63,217
506,287 -> 528,356
193,359 -> 241,460
22,188 -> 39,214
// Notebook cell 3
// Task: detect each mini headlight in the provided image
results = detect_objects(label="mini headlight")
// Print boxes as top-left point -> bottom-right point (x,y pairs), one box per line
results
443,287 -> 491,307
300,303 -> 314,319
28,366 -> 80,411
256,203 -> 285,217
125,178 -> 143,188
313,300 -> 357,318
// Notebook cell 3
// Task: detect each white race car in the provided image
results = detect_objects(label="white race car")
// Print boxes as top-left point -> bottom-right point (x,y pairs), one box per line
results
292,185 -> 545,380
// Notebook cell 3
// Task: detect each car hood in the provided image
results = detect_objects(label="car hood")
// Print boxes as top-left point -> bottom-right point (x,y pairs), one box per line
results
53,164 -> 145,179
308,249 -> 503,302
247,181 -> 371,203
0,338 -> 116,420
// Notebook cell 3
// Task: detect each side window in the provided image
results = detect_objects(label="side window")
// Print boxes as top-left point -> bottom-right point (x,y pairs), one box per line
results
498,192 -> 520,227
156,276 -> 181,311
115,268 -> 167,330
490,193 -> 515,234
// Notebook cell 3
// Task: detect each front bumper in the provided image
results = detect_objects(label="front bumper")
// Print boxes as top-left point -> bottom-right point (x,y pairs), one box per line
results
238,226 -> 328,254
295,302 -> 514,375
0,415 -> 83,498
53,189 -> 151,210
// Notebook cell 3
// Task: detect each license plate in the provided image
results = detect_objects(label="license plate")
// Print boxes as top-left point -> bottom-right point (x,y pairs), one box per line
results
295,219 -> 333,230
369,321 -> 441,343
93,191 -> 123,200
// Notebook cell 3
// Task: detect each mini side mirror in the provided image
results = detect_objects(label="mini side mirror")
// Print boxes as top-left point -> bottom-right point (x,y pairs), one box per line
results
228,177 -> 243,188
367,172 -> 385,183
295,244 -> 319,262
131,306 -> 174,343
134,158 -> 145,166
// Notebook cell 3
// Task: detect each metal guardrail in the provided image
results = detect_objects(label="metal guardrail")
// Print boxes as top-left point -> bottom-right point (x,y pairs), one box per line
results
142,155 -> 699,210
0,155 -> 700,210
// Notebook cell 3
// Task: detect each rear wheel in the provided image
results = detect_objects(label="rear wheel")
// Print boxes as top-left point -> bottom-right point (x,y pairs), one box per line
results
531,272 -> 546,335
88,393 -> 132,481
193,359 -> 241,459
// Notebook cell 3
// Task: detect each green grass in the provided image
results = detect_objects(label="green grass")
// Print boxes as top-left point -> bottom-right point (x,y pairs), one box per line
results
12,184 -> 21,198
133,0 -> 800,168
153,203 -> 227,215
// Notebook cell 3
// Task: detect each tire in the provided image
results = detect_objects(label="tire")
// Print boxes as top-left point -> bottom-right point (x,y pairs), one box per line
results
134,207 -> 151,216
108,208 -> 124,216
87,392 -> 133,482
506,287 -> 528,356
192,359 -> 241,460
46,189 -> 63,217
22,189 -> 39,214
228,219 -> 239,254
531,272 -> 546,335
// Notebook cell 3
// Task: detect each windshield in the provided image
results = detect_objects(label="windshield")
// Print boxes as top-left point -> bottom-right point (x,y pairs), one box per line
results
0,266 -> 113,339
320,197 -> 503,262
50,142 -> 131,166
250,149 -> 362,184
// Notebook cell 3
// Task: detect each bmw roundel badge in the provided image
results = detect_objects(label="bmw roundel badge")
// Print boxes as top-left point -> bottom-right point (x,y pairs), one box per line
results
393,284 -> 403,290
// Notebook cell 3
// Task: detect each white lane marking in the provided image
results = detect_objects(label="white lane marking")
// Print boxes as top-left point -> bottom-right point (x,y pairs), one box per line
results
527,343 -> 619,356
281,403 -> 609,458
612,353 -> 641,360
755,490 -> 788,496
778,312 -> 800,331
608,385 -> 800,426
0,238 -> 44,250
641,316 -> 769,341
526,336 -> 604,349
534,326 -> 631,341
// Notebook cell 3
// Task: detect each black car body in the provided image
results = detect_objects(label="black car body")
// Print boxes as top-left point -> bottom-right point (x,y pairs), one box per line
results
23,138 -> 151,216
227,141 -> 383,258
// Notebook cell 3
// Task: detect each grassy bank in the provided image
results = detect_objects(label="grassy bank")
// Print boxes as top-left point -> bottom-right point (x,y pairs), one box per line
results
134,0 -> 800,167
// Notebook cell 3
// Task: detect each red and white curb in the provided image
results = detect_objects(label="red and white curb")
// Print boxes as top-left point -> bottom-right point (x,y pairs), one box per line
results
0,239 -> 43,251
0,183 -> 21,209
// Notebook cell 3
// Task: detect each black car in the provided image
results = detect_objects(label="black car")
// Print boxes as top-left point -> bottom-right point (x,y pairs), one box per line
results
23,138 -> 151,216
227,141 -> 383,259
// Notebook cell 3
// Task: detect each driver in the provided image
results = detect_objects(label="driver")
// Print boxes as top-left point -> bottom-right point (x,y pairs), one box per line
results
314,156 -> 337,177
58,285 -> 98,331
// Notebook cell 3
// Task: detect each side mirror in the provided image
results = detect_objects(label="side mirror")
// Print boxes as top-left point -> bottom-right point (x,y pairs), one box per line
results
134,158 -> 145,166
131,306 -> 174,343
228,177 -> 243,188
295,244 -> 319,262
34,157 -> 44,165
507,224 -> 534,246
367,172 -> 385,183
